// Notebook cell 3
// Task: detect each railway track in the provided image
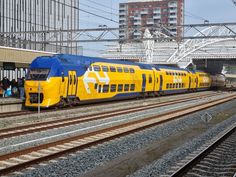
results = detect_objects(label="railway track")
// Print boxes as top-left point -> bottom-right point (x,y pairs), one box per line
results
167,122 -> 236,177
0,92 -> 218,119
0,93 -> 235,175
0,92 -> 220,139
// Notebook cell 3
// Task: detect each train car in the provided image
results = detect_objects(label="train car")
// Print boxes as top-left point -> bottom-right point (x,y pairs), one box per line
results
25,54 -> 156,108
25,54 -> 212,108
211,74 -> 226,89
195,71 -> 212,91
153,66 -> 191,95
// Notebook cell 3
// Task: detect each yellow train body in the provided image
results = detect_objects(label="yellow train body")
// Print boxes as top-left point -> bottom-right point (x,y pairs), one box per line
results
25,55 -> 212,108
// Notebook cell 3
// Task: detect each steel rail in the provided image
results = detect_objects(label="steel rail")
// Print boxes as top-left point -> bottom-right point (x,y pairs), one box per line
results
169,123 -> 236,177
0,93 -> 219,139
0,94 -> 235,175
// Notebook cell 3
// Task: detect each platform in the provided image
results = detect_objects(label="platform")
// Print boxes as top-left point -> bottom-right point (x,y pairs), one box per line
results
0,98 -> 23,113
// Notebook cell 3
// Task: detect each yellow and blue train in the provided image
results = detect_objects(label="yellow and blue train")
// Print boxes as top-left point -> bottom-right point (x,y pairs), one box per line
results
25,54 -> 211,108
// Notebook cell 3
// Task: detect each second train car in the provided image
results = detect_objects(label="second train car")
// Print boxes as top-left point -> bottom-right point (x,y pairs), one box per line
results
25,54 -> 211,108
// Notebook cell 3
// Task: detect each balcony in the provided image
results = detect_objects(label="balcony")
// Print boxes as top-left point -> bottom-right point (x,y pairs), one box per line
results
133,31 -> 141,36
146,19 -> 154,25
153,9 -> 161,14
168,2 -> 177,7
134,16 -> 141,20
134,20 -> 141,25
119,10 -> 126,15
153,14 -> 161,19
140,10 -> 148,15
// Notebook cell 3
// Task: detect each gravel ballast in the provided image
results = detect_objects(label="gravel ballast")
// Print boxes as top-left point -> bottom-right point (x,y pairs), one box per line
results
10,98 -> 236,177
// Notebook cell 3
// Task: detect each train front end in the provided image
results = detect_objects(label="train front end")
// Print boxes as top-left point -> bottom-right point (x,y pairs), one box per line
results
25,56 -> 62,108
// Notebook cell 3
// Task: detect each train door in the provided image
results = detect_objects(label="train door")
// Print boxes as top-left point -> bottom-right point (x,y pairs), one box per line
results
189,76 -> 191,89
67,71 -> 77,96
160,75 -> 163,91
142,74 -> 146,92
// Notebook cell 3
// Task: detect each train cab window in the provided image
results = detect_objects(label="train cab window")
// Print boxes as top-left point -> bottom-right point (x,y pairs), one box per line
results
124,67 -> 129,73
27,68 -> 50,81
124,84 -> 129,91
110,84 -> 116,92
103,85 -> 109,93
117,67 -> 123,73
93,65 -> 101,71
130,84 -> 135,91
102,66 -> 109,72
130,68 -> 135,73
149,75 -> 152,83
167,83 -> 169,89
110,66 -> 116,72
118,84 -> 123,92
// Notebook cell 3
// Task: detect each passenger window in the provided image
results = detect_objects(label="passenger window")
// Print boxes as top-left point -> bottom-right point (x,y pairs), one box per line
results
166,72 -> 168,75
156,77 -> 158,83
117,67 -> 123,73
149,75 -> 152,83
110,66 -> 116,72
130,84 -> 135,91
124,67 -> 129,73
130,68 -> 135,73
94,83 -> 98,90
110,84 -> 116,92
167,83 -> 169,89
102,66 -> 109,72
173,83 -> 176,88
118,84 -> 123,92
98,85 -> 102,93
103,85 -> 109,93
179,83 -> 181,88
170,83 -> 173,88
124,84 -> 129,91
182,83 -> 184,87
89,66 -> 93,71
93,65 -> 101,71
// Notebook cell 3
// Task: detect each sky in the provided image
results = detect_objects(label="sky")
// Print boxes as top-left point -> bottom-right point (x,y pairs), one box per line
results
79,0 -> 236,56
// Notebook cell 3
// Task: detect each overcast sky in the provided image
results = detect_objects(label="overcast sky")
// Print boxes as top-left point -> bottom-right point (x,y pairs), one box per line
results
79,0 -> 236,55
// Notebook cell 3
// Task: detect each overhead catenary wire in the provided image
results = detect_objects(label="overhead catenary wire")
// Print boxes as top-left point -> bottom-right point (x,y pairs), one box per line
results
51,0 -> 119,24
79,2 -> 119,16
85,0 -> 118,12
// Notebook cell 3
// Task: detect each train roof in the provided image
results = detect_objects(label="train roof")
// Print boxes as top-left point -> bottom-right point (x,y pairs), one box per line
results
54,54 -> 153,70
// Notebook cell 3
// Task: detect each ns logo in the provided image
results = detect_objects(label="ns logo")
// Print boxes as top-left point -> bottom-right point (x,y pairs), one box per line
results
83,67 -> 110,94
